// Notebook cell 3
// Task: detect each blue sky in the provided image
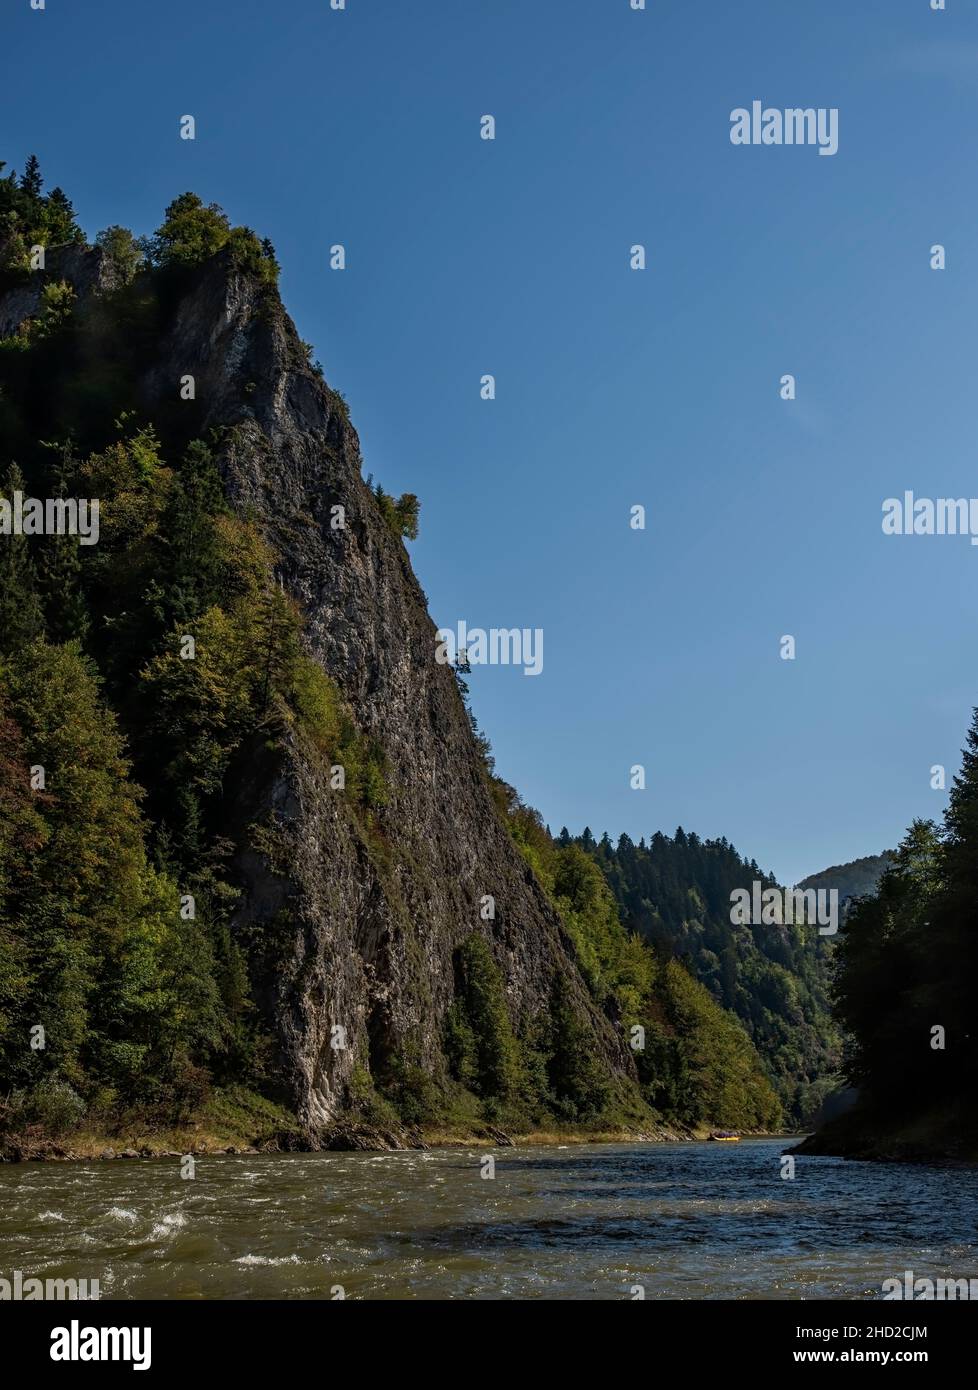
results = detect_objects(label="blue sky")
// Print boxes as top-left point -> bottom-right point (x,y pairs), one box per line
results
4,0 -> 977,884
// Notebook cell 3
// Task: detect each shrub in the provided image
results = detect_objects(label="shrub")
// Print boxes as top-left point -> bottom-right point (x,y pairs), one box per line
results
95,226 -> 144,285
4,1077 -> 87,1137
372,481 -> 420,541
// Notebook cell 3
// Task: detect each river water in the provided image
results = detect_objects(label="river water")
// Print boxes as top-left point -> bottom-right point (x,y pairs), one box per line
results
1,1138 -> 975,1300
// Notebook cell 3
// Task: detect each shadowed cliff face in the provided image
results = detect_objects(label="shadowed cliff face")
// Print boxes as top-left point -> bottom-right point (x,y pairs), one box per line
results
6,246 -> 635,1135
0,243 -> 120,338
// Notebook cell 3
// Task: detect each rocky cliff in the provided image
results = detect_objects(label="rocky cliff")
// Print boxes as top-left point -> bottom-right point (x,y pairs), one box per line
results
3,199 -> 801,1150
0,244 -> 640,1137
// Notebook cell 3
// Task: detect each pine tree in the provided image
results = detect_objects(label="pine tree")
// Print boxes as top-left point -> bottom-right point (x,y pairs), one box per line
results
39,532 -> 89,646
0,464 -> 45,655
19,155 -> 42,200
45,187 -> 84,246
932,708 -> 978,1093
546,972 -> 610,1122
452,934 -> 518,1101
38,446 -> 89,645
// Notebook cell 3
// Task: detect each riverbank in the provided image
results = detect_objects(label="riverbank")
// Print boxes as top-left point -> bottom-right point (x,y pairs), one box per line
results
793,1100 -> 978,1166
0,1088 -> 306,1164
0,1122 -> 702,1162
1,1087 -> 791,1162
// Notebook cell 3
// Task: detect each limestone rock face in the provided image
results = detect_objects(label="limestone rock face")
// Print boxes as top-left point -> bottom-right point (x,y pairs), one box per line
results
0,243 -> 119,337
0,247 -> 637,1137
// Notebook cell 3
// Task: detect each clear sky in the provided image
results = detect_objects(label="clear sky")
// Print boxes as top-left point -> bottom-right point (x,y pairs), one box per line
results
4,0 -> 977,885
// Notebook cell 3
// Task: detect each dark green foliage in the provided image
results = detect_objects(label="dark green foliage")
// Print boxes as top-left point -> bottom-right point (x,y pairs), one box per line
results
545,972 -> 611,1122
0,155 -> 84,279
380,1056 -> 443,1128
44,189 -> 81,249
20,156 -> 42,201
833,707 -> 978,1139
574,828 -> 838,1124
148,193 -> 231,268
147,193 -> 278,285
225,226 -> 280,285
0,374 -> 397,1141
0,464 -> 45,653
370,479 -> 420,541
0,426 -> 386,1135
95,226 -> 144,285
3,1077 -> 87,1137
492,779 -> 783,1130
833,820 -> 940,1106
35,443 -> 89,646
0,641 -> 223,1109
445,935 -> 518,1101
798,852 -> 893,903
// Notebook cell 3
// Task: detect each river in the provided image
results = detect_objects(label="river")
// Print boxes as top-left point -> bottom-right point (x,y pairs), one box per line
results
1,1138 -> 975,1299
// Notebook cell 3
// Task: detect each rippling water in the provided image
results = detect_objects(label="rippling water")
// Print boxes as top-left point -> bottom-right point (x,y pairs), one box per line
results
1,1138 -> 976,1299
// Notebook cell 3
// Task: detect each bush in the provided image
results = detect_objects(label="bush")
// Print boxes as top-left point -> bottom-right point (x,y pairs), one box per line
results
347,1066 -> 401,1130
226,226 -> 279,285
371,481 -> 420,541
4,1078 -> 87,1137
95,226 -> 144,285
382,1058 -> 441,1127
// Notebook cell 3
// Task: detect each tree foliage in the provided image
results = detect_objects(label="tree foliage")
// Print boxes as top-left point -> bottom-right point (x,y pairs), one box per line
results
0,155 -> 84,277
491,779 -> 783,1130
833,708 -> 978,1137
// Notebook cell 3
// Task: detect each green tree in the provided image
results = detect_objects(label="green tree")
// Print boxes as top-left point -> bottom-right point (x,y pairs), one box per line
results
0,464 -> 45,655
545,971 -> 610,1122
95,225 -> 144,284
372,482 -> 421,541
44,188 -> 84,247
19,155 -> 42,201
449,934 -> 518,1101
0,707 -> 45,1062
149,193 -> 231,268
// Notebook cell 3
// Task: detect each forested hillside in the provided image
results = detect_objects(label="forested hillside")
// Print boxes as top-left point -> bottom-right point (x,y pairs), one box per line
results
0,158 -> 786,1155
798,853 -> 893,904
568,828 -> 840,1124
491,784 -> 781,1131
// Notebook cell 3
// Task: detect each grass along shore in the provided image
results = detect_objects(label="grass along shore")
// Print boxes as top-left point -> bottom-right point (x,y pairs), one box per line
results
1,1086 -> 794,1161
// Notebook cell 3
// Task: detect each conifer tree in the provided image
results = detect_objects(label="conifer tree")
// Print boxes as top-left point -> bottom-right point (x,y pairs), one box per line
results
0,464 -> 45,655
19,154 -> 42,200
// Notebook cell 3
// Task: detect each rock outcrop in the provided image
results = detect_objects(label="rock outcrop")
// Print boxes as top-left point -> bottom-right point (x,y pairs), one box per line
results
0,242 -> 119,337
0,246 -> 639,1135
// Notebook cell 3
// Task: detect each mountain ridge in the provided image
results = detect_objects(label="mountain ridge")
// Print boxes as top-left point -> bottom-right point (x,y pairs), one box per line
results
797,852 -> 893,902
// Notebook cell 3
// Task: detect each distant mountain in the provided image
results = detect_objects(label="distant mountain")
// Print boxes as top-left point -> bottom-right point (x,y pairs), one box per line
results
798,853 -> 893,903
